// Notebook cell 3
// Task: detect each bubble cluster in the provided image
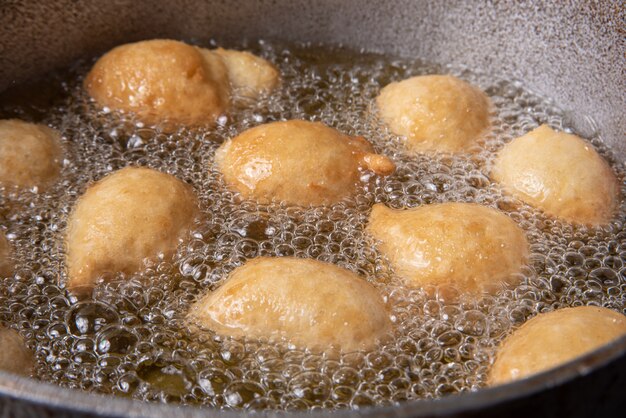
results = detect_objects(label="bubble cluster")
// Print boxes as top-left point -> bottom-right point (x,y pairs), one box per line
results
0,40 -> 624,411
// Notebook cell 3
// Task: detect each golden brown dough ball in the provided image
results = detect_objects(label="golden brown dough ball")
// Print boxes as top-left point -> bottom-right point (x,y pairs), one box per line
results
0,231 -> 13,277
491,125 -> 620,225
376,75 -> 491,153
211,48 -> 280,98
85,39 -> 229,128
85,39 -> 280,128
215,120 -> 395,206
366,203 -> 529,295
187,257 -> 392,353
0,119 -> 62,190
489,306 -> 626,385
65,167 -> 197,292
0,327 -> 33,376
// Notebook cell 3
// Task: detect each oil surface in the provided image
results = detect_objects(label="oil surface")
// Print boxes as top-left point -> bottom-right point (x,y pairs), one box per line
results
0,40 -> 624,411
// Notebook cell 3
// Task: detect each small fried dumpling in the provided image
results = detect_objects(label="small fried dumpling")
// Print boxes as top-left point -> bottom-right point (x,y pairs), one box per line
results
211,48 -> 280,98
188,257 -> 392,352
85,39 -> 230,128
0,119 -> 62,190
0,231 -> 13,277
65,167 -> 197,292
491,125 -> 620,225
85,39 -> 279,129
215,120 -> 395,206
367,203 -> 529,295
489,306 -> 626,385
0,327 -> 34,376
376,75 -> 491,153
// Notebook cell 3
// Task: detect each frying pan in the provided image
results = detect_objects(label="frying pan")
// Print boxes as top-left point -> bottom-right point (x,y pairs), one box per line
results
0,1 -> 624,417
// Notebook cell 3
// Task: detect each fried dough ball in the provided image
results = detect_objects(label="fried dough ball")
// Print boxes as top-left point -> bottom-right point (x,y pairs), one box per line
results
85,39 -> 279,128
376,75 -> 491,153
215,120 -> 395,206
0,119 -> 62,190
211,48 -> 280,98
0,327 -> 34,376
85,39 -> 229,128
0,232 -> 13,277
489,306 -> 626,385
491,125 -> 620,225
367,203 -> 529,295
65,167 -> 197,292
188,257 -> 392,352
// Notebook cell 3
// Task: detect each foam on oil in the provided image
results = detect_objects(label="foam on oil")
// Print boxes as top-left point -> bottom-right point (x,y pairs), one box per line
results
0,40 -> 624,410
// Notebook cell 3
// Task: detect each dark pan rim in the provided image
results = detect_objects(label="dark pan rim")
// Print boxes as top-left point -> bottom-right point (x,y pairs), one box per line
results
0,334 -> 625,418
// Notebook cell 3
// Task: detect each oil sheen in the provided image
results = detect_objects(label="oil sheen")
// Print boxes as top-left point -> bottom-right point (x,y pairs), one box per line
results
0,40 -> 624,410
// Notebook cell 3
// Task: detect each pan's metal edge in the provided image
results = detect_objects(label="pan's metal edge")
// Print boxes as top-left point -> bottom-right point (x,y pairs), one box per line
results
1,335 -> 625,418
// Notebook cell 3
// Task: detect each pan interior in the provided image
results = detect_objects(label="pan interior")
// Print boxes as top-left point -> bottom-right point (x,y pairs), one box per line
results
0,40 -> 624,411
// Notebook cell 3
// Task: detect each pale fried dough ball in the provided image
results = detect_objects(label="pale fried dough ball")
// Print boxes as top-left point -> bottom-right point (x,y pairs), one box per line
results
0,327 -> 34,376
491,125 -> 620,225
215,120 -> 395,206
376,75 -> 491,153
85,39 -> 280,128
188,257 -> 392,352
211,48 -> 280,98
367,203 -> 529,295
65,167 -> 197,292
0,119 -> 62,190
489,306 -> 626,385
0,231 -> 13,277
